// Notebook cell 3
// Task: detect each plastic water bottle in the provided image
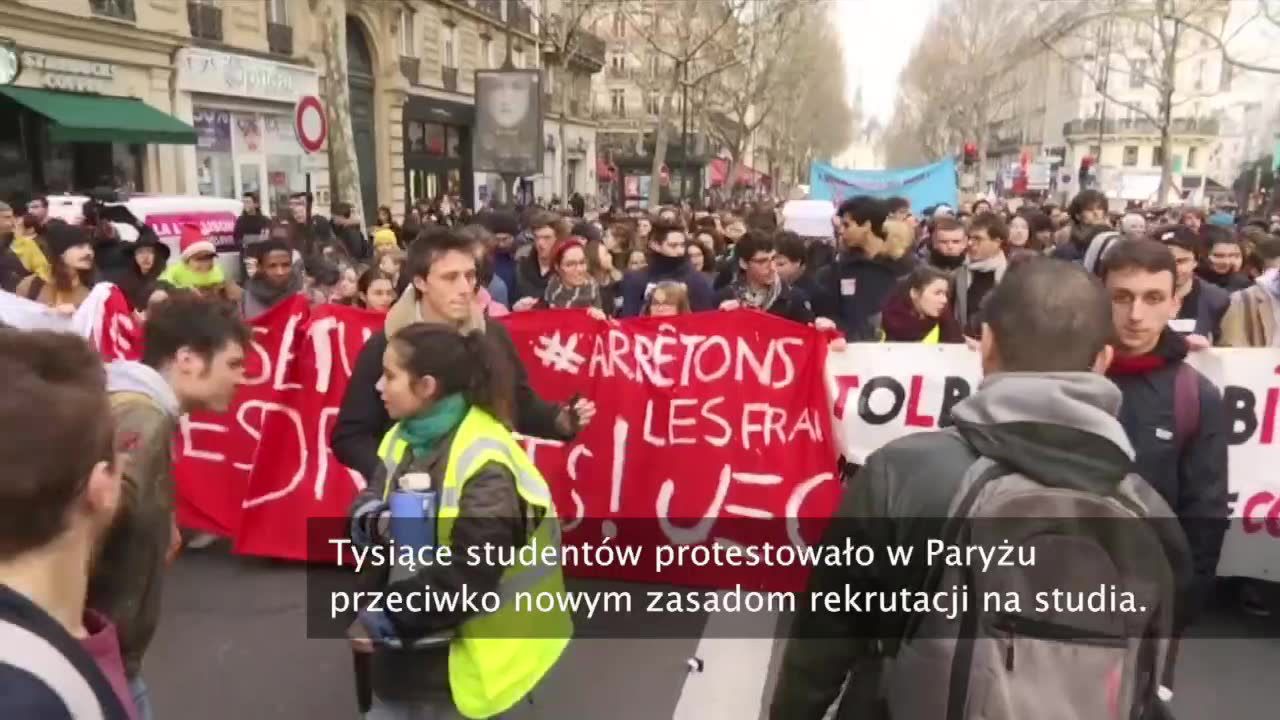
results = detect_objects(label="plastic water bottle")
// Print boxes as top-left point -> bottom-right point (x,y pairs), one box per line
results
388,472 -> 436,584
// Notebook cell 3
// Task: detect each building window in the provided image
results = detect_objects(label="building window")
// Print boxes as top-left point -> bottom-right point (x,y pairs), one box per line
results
610,54 -> 625,71
610,89 -> 626,116
91,0 -> 134,21
1195,60 -> 1205,90
440,25 -> 456,67
269,0 -> 289,24
613,11 -> 625,36
645,93 -> 660,115
401,10 -> 416,57
649,56 -> 660,78
1130,60 -> 1146,89
1220,61 -> 1233,92
1089,144 -> 1101,160
1152,145 -> 1163,167
1123,145 -> 1139,166
513,48 -> 524,69
1188,146 -> 1198,169
481,37 -> 494,68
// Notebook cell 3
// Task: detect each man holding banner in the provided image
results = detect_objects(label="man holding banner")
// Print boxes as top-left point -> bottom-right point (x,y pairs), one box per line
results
332,229 -> 594,485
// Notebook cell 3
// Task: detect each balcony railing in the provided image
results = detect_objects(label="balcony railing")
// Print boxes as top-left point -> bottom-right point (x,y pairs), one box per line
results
1062,116 -> 1220,137
91,0 -> 135,21
267,22 -> 293,56
187,2 -> 223,42
442,66 -> 459,92
606,66 -> 636,80
400,57 -> 420,85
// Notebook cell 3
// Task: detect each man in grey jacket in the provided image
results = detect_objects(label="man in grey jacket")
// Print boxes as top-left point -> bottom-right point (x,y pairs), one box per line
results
771,258 -> 1191,719
92,296 -> 247,719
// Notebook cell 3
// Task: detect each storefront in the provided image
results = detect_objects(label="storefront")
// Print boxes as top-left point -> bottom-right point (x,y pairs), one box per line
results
403,95 -> 473,209
174,48 -> 329,218
0,35 -> 193,205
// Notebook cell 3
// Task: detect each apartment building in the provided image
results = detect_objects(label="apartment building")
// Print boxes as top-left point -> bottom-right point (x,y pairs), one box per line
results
986,4 -> 1263,205
588,1 -> 717,205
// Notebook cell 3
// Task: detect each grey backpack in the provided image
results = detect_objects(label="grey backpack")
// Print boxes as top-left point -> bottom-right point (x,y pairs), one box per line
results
880,456 -> 1177,720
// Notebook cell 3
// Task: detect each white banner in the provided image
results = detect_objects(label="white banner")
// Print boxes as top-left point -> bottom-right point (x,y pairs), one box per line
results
825,344 -> 1280,582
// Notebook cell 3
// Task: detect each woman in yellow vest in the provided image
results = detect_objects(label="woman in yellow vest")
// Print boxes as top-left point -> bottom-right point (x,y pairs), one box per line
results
348,322 -> 571,720
878,266 -> 965,343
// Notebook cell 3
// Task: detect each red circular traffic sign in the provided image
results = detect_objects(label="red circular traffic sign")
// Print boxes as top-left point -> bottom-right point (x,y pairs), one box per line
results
294,95 -> 327,153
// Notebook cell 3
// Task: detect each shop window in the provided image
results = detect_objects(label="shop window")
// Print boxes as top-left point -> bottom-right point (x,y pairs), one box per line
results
196,107 -> 235,199
91,0 -> 135,21
265,114 -> 304,213
446,127 -> 462,158
110,144 -> 143,193
407,121 -> 425,153
1188,146 -> 1198,169
1123,145 -> 1139,166
424,123 -> 446,155
0,111 -> 30,204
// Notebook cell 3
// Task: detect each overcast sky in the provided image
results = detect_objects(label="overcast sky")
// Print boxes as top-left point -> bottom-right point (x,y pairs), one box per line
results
836,0 -> 940,124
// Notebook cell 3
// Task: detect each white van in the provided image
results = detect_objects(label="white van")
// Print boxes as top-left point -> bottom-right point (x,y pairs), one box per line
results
46,194 -> 245,281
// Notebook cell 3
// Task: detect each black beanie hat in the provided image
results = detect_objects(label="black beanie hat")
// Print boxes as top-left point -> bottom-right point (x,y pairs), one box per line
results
43,220 -> 91,259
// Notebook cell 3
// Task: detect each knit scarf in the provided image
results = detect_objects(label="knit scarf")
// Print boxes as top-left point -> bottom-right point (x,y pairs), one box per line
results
544,275 -> 603,310
928,248 -> 965,271
400,393 -> 470,455
158,261 -> 225,290
965,251 -> 1008,283
244,270 -> 302,308
732,278 -> 782,311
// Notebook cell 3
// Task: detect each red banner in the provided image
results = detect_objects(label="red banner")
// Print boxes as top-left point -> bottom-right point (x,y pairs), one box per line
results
93,294 -> 840,589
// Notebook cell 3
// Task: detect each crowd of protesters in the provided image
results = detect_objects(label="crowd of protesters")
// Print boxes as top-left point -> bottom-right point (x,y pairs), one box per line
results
3,180 -> 1278,719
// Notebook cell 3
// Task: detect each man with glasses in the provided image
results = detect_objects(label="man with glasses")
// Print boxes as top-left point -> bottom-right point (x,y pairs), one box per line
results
619,219 -> 715,316
718,229 -> 812,323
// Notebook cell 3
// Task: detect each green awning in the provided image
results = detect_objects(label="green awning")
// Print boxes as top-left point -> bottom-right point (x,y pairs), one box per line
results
0,86 -> 197,145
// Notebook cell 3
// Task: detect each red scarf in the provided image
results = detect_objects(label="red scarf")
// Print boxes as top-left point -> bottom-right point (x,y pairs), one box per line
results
1106,352 -> 1165,376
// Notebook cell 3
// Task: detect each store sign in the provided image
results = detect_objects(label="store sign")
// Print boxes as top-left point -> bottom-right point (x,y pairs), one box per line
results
176,48 -> 319,102
21,51 -> 114,94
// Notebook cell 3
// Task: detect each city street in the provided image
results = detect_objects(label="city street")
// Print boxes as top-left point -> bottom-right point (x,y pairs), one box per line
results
147,548 -> 1280,719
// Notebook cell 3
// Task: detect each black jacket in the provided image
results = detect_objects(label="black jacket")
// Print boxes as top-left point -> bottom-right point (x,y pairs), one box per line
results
332,223 -> 369,260
770,374 -> 1192,720
331,319 -> 568,483
233,211 -> 270,246
618,253 -> 717,317
512,252 -> 553,305
0,585 -> 131,720
716,280 -> 814,325
1175,277 -> 1230,341
0,233 -> 26,292
1108,330 -> 1229,605
812,249 -> 904,340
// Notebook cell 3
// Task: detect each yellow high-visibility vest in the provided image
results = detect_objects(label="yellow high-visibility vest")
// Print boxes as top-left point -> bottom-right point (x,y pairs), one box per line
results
377,407 -> 572,719
879,324 -> 941,344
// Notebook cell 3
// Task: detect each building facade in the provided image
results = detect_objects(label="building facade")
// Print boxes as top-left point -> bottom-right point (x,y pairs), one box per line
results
173,0 -> 330,218
987,7 -> 1261,205
0,0 -> 196,205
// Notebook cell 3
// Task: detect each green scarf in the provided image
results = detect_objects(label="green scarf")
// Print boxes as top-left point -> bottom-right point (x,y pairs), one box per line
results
399,393 -> 470,454
158,260 -> 225,290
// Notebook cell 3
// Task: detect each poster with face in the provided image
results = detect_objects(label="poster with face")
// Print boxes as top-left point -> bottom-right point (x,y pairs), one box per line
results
474,69 -> 542,175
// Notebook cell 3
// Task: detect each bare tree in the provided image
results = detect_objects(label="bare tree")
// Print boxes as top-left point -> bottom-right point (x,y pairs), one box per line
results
1037,0 -> 1232,202
882,0 -> 1031,183
309,0 -> 362,222
699,0 -> 805,202
619,0 -> 748,207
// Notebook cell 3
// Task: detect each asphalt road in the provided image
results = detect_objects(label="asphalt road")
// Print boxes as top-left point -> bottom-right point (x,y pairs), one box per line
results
145,548 -> 1280,719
